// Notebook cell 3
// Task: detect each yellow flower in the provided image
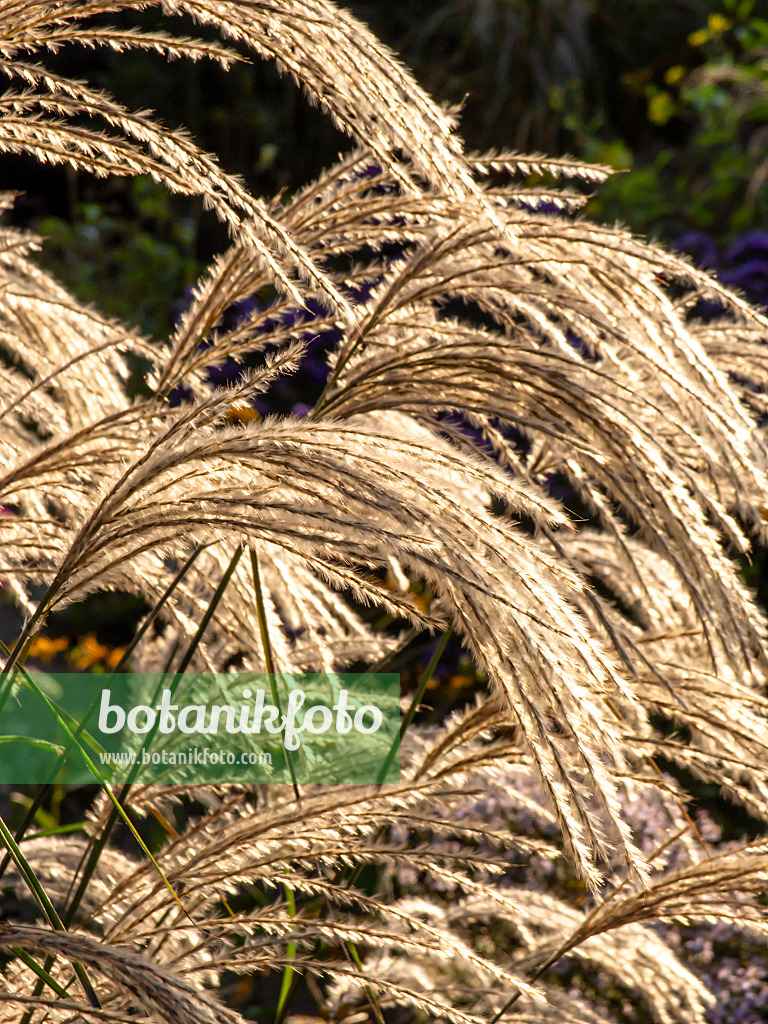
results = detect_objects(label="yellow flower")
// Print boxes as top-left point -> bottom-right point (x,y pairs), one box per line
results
664,65 -> 686,86
648,91 -> 675,125
688,27 -> 710,47
708,12 -> 732,34
689,12 -> 732,46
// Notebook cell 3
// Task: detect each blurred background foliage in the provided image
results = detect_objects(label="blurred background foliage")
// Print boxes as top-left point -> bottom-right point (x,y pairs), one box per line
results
1,0 -> 767,337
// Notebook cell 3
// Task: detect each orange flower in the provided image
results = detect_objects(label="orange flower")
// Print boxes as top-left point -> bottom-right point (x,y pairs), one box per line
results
27,635 -> 69,664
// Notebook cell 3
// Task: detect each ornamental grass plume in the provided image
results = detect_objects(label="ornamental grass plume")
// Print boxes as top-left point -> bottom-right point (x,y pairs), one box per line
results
1,2 -> 768,1022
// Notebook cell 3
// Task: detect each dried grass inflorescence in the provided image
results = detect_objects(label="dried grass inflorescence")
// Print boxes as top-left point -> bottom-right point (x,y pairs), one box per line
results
1,2 -> 768,1022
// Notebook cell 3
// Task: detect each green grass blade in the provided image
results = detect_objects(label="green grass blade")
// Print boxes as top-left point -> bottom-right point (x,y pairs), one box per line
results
274,872 -> 298,1024
0,735 -> 64,755
21,821 -> 87,842
250,546 -> 301,802
1,663 -> 192,927
346,940 -> 386,1024
174,543 -> 243,675
0,811 -> 100,1007
376,628 -> 452,785
62,544 -> 236,933
108,544 -> 210,678
11,948 -> 71,999
0,545 -> 206,861
0,811 -> 67,929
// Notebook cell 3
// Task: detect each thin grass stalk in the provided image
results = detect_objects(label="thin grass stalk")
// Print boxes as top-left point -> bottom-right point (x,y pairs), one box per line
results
0,812 -> 100,1007
328,628 -> 455,903
174,543 -> 244,675
58,546 -> 246,932
109,544 -> 211,676
62,797 -> 125,931
0,544 -> 208,886
274,870 -> 298,1024
0,572 -> 65,679
5,994 -> 134,1023
376,628 -> 453,785
0,639 -> 102,887
21,822 -> 86,843
345,940 -> 386,1024
250,545 -> 301,802
11,947 -> 71,999
0,658 -> 190,922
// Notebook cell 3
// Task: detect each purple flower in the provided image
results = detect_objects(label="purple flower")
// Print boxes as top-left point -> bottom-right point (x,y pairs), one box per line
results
719,258 -> 768,307
724,230 -> 768,263
674,231 -> 720,270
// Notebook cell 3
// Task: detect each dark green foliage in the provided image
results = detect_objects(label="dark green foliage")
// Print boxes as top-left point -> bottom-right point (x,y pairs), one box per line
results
8,0 -> 764,333
36,178 -> 199,338
592,0 -> 768,241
